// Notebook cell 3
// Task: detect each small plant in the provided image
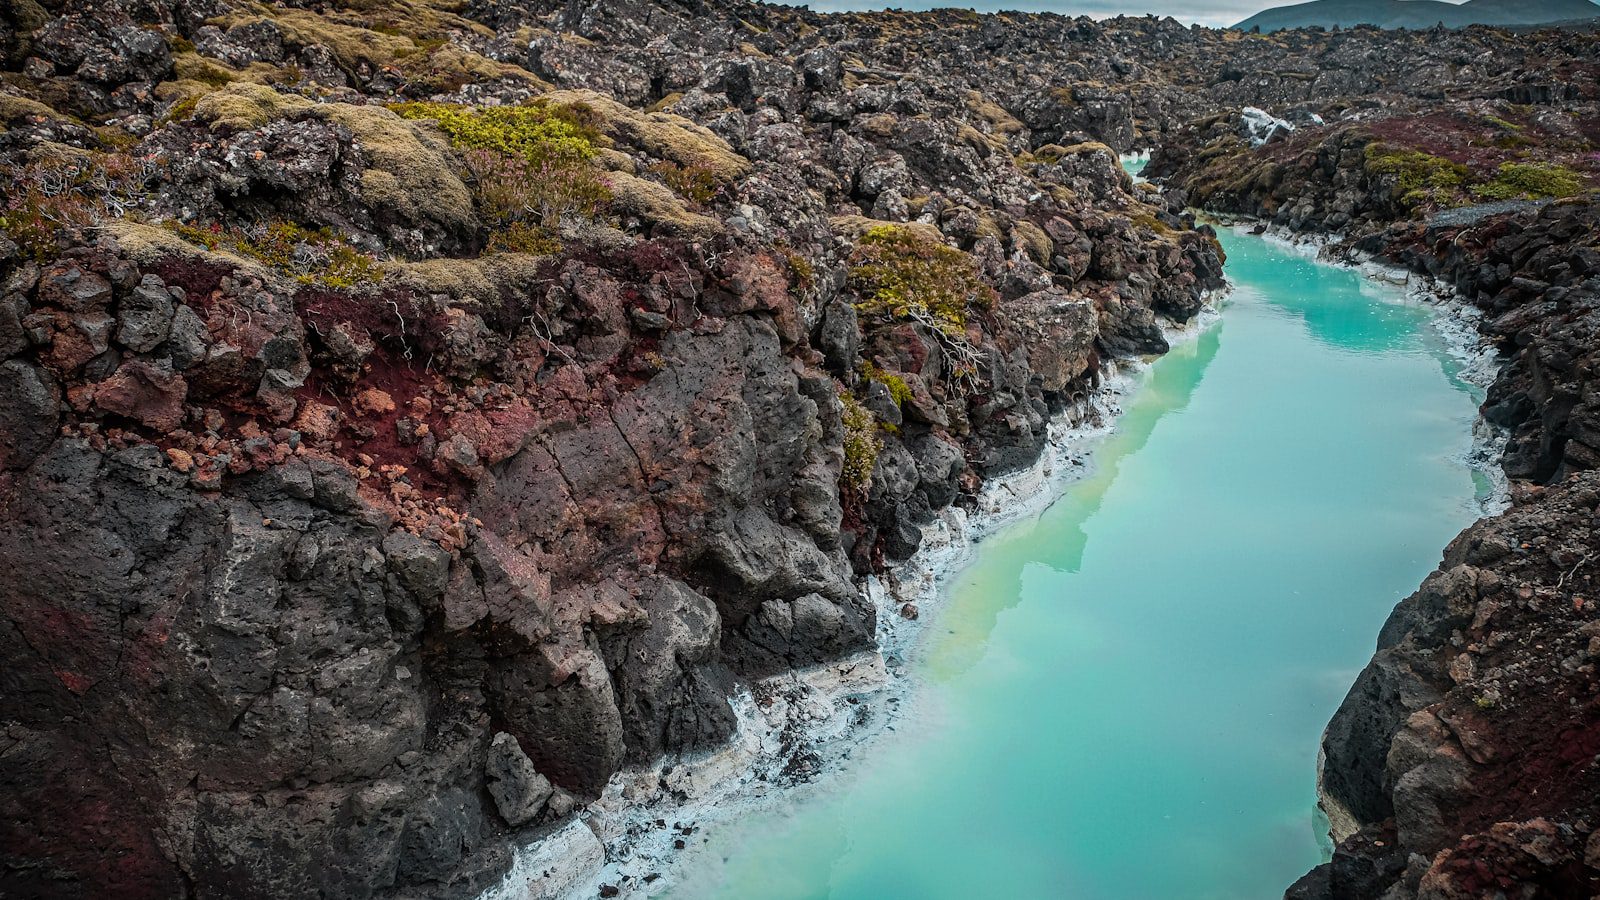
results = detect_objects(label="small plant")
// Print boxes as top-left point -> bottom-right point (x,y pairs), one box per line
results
779,247 -> 816,295
398,101 -> 616,252
1472,162 -> 1588,201
165,218 -> 384,289
486,221 -> 561,255
647,160 -> 721,205
236,222 -> 384,288
839,390 -> 881,491
462,148 -> 610,230
157,95 -> 201,126
163,219 -> 225,250
1,153 -> 154,260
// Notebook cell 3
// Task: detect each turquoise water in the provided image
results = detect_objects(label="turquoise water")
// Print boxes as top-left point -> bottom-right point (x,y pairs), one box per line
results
665,227 -> 1488,899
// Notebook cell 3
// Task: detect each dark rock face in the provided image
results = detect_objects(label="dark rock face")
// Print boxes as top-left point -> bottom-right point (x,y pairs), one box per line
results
0,0 -> 1231,895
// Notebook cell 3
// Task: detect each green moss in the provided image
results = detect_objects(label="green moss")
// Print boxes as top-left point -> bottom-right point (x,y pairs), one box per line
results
193,82 -> 314,130
174,52 -> 238,88
165,218 -> 384,289
156,94 -> 200,127
1471,162 -> 1588,201
1363,142 -> 1469,208
1479,114 -> 1524,133
1130,212 -> 1173,235
486,221 -> 561,255
848,224 -> 995,336
390,100 -> 601,168
0,94 -> 71,127
646,159 -> 720,204
861,361 -> 912,406
839,390 -> 881,491
784,250 -> 815,290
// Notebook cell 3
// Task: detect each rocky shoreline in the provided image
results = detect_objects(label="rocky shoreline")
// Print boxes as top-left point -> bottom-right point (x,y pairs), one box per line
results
1156,104 -> 1600,896
484,313 -> 1221,899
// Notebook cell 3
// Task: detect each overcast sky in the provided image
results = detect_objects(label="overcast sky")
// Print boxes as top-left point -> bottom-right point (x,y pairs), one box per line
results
793,0 -> 1343,28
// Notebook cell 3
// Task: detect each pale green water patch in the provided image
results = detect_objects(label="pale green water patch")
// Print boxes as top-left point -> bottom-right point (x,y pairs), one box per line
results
664,227 -> 1487,900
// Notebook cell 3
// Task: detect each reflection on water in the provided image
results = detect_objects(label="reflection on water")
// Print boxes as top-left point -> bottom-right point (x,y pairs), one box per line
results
928,325 -> 1224,681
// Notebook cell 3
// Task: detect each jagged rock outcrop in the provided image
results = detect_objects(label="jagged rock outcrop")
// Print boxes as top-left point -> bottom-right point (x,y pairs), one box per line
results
0,0 -> 1232,896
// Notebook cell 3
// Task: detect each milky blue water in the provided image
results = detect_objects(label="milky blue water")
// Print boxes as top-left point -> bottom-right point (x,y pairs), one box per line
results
663,213 -> 1489,899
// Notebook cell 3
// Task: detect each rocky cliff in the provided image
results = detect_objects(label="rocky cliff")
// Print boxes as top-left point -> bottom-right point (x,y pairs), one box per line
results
0,0 -> 1234,896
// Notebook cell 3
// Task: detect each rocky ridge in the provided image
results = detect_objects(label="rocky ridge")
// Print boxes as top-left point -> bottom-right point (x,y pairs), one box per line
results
0,0 -> 1232,897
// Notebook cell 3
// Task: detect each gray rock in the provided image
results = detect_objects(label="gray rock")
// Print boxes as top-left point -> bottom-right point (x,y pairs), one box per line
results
0,359 -> 59,471
484,732 -> 554,827
116,275 -> 175,353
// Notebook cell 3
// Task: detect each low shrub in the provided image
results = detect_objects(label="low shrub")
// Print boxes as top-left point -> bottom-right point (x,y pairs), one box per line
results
646,160 -> 721,205
463,149 -> 609,228
486,221 -> 561,255
848,224 -> 995,336
1,153 -> 154,260
163,218 -> 384,289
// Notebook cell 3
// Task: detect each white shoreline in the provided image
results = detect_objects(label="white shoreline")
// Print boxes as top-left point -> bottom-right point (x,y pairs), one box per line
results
481,303 -> 1223,900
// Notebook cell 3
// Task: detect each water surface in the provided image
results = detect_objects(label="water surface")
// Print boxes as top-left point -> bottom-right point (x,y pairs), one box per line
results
665,226 -> 1487,899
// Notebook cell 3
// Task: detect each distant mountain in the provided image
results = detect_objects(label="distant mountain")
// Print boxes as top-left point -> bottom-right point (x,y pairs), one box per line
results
1234,0 -> 1600,32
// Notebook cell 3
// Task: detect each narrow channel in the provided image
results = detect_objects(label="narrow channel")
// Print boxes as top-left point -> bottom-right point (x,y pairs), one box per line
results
662,207 -> 1492,899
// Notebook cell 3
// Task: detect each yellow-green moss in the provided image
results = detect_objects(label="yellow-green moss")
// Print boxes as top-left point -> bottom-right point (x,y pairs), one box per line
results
606,171 -> 721,239
848,224 -> 995,335
386,252 -> 549,306
543,89 -> 751,183
390,100 -> 601,167
322,103 -> 477,234
839,390 -> 881,491
173,51 -> 238,88
192,81 -> 314,130
0,94 -> 70,127
861,361 -> 913,406
220,10 -> 418,74
1009,219 -> 1052,264
1472,162 -> 1588,201
1363,142 -> 1468,208
393,43 -> 548,95
1130,211 -> 1173,234
965,91 -> 1025,137
168,219 -> 385,290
